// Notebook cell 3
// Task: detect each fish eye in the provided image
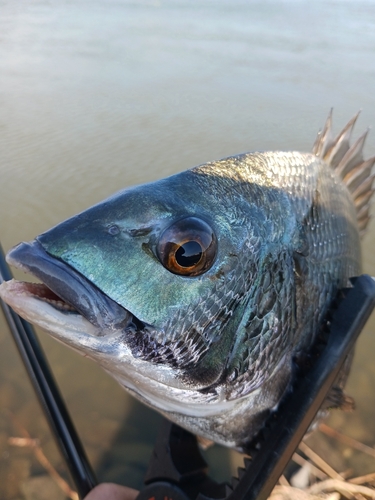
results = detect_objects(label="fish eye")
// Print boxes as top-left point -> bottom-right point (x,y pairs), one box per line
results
156,217 -> 217,276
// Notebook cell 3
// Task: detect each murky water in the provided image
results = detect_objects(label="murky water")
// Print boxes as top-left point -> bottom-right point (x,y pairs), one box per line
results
1,0 -> 375,498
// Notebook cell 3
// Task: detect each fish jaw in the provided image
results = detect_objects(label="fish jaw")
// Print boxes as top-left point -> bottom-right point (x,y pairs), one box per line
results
0,239 -> 240,408
0,278 -> 107,352
0,278 -> 246,421
5,240 -> 133,332
0,240 -> 135,355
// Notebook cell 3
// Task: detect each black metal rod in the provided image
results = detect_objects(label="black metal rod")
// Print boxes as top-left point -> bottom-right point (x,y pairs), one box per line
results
0,243 -> 97,499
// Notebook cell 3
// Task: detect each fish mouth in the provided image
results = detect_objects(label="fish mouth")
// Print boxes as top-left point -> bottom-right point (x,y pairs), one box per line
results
1,240 -> 134,334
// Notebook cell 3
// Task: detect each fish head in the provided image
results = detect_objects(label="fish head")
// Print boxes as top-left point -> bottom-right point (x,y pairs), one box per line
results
0,157 -> 296,426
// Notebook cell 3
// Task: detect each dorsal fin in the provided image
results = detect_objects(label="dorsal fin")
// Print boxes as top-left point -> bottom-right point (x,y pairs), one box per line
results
313,111 -> 375,238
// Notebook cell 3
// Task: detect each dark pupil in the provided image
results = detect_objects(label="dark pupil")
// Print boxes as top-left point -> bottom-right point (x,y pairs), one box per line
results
175,241 -> 202,267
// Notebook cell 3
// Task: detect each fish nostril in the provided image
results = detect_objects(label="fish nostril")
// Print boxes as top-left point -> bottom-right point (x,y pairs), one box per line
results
107,225 -> 120,236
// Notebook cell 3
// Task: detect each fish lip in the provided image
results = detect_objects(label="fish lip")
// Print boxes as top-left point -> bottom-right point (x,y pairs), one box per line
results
6,240 -> 133,331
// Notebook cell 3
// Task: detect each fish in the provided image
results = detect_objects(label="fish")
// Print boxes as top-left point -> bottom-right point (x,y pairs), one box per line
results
0,111 -> 374,450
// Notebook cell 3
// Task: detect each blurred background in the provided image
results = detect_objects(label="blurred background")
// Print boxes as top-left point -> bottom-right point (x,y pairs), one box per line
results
0,1 -> 375,498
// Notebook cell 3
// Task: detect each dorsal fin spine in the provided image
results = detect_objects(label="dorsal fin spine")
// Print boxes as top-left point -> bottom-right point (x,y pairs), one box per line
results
351,173 -> 375,200
313,111 -> 374,237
